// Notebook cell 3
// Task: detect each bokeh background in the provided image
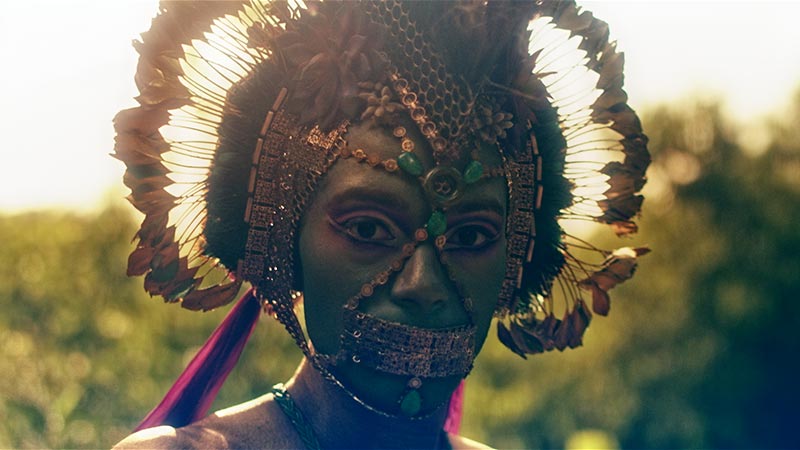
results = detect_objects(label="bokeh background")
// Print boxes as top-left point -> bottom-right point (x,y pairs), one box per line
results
2,1 -> 799,449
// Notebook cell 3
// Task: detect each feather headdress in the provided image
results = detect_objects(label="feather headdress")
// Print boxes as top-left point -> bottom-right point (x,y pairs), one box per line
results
115,0 -> 650,425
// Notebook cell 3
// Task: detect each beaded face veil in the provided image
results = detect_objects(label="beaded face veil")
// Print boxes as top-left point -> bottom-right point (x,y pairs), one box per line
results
116,0 -> 649,421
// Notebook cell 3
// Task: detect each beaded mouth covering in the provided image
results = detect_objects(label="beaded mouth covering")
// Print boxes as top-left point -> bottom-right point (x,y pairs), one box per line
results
115,0 -> 650,419
339,311 -> 476,379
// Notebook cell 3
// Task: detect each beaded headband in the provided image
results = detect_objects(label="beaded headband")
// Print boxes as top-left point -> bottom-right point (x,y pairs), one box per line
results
115,0 -> 650,366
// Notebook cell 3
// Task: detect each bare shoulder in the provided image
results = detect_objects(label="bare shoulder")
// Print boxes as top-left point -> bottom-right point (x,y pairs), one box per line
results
448,433 -> 495,450
112,393 -> 302,449
112,425 -> 183,450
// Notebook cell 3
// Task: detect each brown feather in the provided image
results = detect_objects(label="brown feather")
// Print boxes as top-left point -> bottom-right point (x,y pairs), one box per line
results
598,194 -> 644,223
181,279 -> 243,312
568,301 -> 592,348
497,321 -> 527,358
127,246 -> 155,277
610,220 -> 639,237
553,312 -> 571,351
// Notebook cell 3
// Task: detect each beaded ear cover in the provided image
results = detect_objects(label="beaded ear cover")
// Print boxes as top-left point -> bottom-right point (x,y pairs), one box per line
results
115,0 -> 650,361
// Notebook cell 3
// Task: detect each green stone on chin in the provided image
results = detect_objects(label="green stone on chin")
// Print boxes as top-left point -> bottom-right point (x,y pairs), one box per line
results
463,160 -> 484,184
426,210 -> 447,236
397,152 -> 423,176
399,389 -> 422,417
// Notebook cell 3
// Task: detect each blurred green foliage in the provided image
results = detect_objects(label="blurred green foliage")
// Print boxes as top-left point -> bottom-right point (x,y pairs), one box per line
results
464,97 -> 800,449
1,95 -> 798,448
0,207 -> 301,448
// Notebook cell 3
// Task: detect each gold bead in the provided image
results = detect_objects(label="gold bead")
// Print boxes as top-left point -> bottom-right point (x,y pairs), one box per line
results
384,159 -> 399,172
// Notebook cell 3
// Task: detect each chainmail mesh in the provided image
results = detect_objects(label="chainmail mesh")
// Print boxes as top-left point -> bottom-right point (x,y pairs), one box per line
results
361,0 -> 475,143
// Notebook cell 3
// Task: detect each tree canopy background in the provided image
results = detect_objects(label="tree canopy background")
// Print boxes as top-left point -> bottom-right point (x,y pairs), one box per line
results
1,93 -> 798,449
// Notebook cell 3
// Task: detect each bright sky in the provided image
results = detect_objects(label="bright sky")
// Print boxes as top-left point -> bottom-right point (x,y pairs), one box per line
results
1,1 -> 799,213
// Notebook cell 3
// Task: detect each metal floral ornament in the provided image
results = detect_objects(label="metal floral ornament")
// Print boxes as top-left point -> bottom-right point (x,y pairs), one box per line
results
272,4 -> 389,128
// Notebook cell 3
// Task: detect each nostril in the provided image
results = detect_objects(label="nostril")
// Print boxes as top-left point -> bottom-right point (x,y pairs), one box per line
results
391,293 -> 447,313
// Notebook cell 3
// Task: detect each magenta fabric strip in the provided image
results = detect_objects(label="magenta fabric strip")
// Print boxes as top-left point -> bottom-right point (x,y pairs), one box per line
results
134,288 -> 261,431
443,380 -> 465,435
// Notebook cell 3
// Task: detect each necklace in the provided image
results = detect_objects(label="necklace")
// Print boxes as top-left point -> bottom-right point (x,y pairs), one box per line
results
271,383 -> 453,450
271,384 -> 321,450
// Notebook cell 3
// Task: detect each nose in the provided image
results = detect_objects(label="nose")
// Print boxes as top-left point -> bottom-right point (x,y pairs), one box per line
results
390,244 -> 458,317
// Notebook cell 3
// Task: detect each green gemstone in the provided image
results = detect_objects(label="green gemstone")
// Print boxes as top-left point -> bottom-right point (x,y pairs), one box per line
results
463,160 -> 484,184
397,152 -> 423,176
399,389 -> 422,417
426,210 -> 447,236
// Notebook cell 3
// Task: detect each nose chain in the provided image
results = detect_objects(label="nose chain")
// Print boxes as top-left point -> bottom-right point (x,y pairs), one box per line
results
342,226 -> 473,316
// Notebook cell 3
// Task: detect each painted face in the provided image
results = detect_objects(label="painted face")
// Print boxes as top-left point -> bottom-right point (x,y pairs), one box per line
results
298,117 -> 508,414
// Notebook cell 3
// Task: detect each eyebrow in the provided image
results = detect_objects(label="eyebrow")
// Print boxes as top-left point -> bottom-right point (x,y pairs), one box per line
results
327,186 -> 414,213
326,185 -> 505,218
447,198 -> 506,218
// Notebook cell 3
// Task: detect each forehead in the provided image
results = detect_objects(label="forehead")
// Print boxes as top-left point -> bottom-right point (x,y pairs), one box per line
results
312,119 -> 508,219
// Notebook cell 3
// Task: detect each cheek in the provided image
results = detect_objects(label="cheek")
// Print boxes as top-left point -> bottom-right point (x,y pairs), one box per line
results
449,235 -> 507,349
298,224 -> 347,354
300,224 -> 396,295
298,221 -> 398,354
453,236 -> 507,299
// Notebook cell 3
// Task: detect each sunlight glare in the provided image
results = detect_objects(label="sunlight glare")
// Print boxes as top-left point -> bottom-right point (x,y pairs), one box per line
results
0,0 -> 158,213
2,1 -> 799,212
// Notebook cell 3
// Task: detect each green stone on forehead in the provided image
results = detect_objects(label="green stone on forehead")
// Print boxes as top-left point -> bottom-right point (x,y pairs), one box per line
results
399,389 -> 422,417
426,210 -> 447,236
463,160 -> 484,184
397,152 -> 423,176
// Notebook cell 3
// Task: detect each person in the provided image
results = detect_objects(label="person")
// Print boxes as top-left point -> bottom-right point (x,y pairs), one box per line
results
112,1 -> 650,448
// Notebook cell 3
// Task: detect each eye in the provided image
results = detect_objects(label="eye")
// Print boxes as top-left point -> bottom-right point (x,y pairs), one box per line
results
445,223 -> 499,250
333,216 -> 396,244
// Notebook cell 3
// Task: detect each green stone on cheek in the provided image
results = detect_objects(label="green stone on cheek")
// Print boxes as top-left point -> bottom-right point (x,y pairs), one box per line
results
399,389 -> 422,417
463,160 -> 484,184
426,210 -> 447,236
397,152 -> 423,176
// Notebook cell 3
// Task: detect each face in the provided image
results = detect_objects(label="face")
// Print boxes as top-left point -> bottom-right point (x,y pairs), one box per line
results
298,117 -> 507,413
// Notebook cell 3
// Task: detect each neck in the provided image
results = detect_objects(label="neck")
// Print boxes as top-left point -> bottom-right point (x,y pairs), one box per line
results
284,358 -> 450,449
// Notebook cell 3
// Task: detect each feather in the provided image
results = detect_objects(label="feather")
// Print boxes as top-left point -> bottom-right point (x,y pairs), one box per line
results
584,280 -> 610,316
136,213 -> 169,244
594,103 -> 642,137
160,261 -> 201,302
510,319 -> 543,355
622,134 -> 652,175
602,163 -> 639,199
497,321 -> 527,358
579,247 -> 650,315
596,48 -> 624,90
610,220 -> 639,237
181,278 -> 243,311
568,301 -> 591,348
553,311 -> 571,350
598,194 -> 644,223
114,107 -> 170,134
591,87 -> 629,113
127,246 -> 155,277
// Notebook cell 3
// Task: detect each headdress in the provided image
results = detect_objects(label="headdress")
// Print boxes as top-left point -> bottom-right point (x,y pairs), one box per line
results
115,0 -> 649,430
